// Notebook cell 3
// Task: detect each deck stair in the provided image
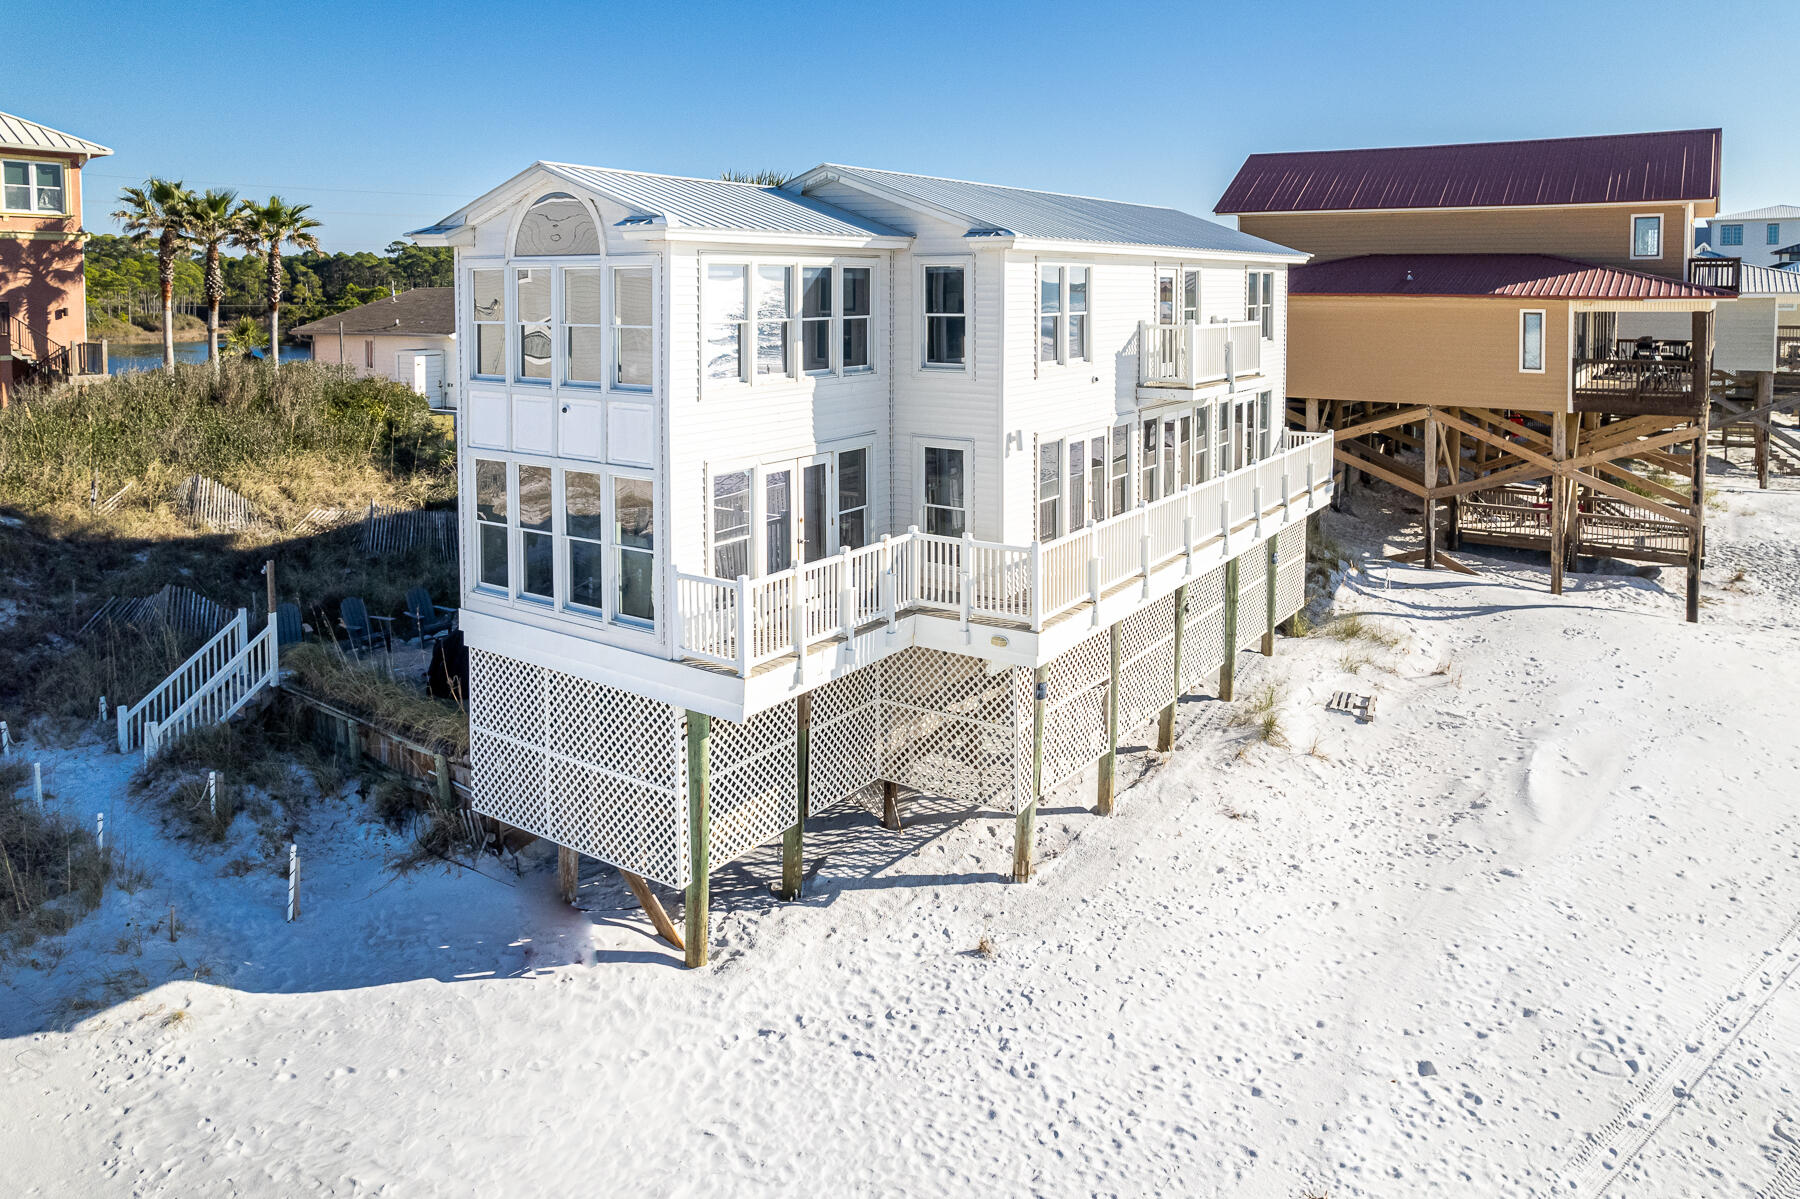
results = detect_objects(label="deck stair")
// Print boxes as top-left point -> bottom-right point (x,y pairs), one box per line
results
116,608 -> 281,757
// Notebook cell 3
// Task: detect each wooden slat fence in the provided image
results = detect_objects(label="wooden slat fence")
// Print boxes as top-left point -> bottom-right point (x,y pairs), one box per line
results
82,583 -> 233,640
361,504 -> 458,560
176,475 -> 261,532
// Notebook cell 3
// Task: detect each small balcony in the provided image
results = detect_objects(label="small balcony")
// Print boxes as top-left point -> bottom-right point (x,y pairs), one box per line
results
1687,256 -> 1741,295
1572,351 -> 1704,416
674,429 -> 1335,683
1138,320 -> 1262,392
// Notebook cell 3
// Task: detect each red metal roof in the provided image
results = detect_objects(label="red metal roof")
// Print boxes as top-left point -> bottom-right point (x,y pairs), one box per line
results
1216,129 -> 1721,214
1289,254 -> 1730,300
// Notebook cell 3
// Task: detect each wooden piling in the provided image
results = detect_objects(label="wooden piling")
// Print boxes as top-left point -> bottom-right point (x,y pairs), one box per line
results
1097,621 -> 1121,814
1015,665 -> 1046,883
1688,310 -> 1714,624
557,846 -> 579,904
684,711 -> 712,969
1755,370 -> 1774,491
780,692 -> 809,901
1549,414 -> 1568,595
1260,538 -> 1278,657
1157,584 -> 1188,753
1422,411 -> 1438,568
881,779 -> 901,831
622,870 -> 684,950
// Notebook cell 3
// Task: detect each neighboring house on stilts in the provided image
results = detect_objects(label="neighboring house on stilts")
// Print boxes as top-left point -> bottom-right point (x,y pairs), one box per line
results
1217,128 -> 1734,621
410,162 -> 1330,964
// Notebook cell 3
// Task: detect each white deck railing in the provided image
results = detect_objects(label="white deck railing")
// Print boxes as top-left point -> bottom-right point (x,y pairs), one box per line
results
676,430 -> 1333,678
1139,320 -> 1263,388
117,609 -> 251,752
143,613 -> 280,760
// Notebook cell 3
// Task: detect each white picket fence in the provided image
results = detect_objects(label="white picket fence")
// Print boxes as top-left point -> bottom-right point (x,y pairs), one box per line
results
116,609 -> 281,758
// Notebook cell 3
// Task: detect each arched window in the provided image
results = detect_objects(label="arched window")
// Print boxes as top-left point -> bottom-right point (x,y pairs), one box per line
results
514,192 -> 600,256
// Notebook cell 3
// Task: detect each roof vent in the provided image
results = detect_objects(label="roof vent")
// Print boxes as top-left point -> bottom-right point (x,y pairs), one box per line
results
1404,269 -> 1414,283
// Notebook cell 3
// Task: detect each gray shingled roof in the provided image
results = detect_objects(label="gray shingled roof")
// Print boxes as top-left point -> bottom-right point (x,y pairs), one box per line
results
290,287 -> 455,338
539,164 -> 906,239
801,164 -> 1304,257
0,110 -> 111,158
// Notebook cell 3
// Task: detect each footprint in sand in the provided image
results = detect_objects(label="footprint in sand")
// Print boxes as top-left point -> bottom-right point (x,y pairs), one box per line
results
1574,1038 -> 1638,1078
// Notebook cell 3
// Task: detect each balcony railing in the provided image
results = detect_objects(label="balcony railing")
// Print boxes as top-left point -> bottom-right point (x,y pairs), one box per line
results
1688,256 -> 1741,294
1139,320 -> 1262,389
1572,357 -> 1701,409
675,430 -> 1334,678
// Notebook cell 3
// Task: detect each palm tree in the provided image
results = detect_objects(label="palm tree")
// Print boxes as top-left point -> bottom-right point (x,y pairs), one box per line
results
112,178 -> 195,370
234,196 -> 321,367
181,188 -> 242,369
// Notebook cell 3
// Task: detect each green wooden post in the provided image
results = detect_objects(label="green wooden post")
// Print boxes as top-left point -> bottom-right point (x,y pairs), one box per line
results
1097,621 -> 1121,815
1261,537 -> 1279,656
1157,584 -> 1189,753
684,711 -> 712,968
779,693 -> 809,901
1015,666 -> 1046,883
1220,556 -> 1240,702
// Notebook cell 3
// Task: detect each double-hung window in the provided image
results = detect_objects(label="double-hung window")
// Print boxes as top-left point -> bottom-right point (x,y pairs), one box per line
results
1247,270 -> 1275,339
924,265 -> 967,367
2,160 -> 64,213
706,264 -> 750,381
1067,439 -> 1087,532
475,460 -> 509,590
471,270 -> 505,379
1769,223 -> 1783,246
842,267 -> 872,370
1038,439 -> 1063,541
707,260 -> 872,383
1194,403 -> 1212,483
563,268 -> 603,385
613,477 -> 656,625
922,445 -> 967,535
1110,422 -> 1131,515
516,268 -> 553,381
755,266 -> 792,376
1088,439 -> 1106,526
612,267 -> 653,387
1216,404 -> 1231,477
1182,270 -> 1200,325
1257,392 -> 1274,459
1139,419 -> 1159,504
802,267 -> 833,374
837,447 -> 868,549
1631,215 -> 1662,260
1520,309 -> 1546,373
517,466 -> 554,602
1720,224 -> 1744,247
565,471 -> 607,611
1038,265 -> 1090,365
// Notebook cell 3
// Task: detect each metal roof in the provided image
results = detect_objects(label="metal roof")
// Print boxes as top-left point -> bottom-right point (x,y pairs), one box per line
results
1737,262 -> 1800,296
1217,129 -> 1720,214
0,110 -> 111,158
800,164 -> 1304,257
539,164 -> 906,239
290,287 -> 455,338
1290,254 -> 1730,300
1711,204 -> 1800,222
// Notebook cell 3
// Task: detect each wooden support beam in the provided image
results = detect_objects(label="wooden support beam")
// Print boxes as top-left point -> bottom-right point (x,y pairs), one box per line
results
1757,371 -> 1774,490
1098,621 -> 1121,815
1016,664 -> 1047,884
622,870 -> 684,950
881,779 -> 901,831
1220,555 -> 1240,702
557,846 -> 579,905
1260,538 -> 1278,656
1158,584 -> 1189,753
779,692 -> 809,901
1333,442 -> 1427,496
1445,423 -> 1463,550
684,711 -> 711,969
1688,311 -> 1713,624
1422,412 -> 1439,569
1550,414 -> 1567,596
1333,405 -> 1432,441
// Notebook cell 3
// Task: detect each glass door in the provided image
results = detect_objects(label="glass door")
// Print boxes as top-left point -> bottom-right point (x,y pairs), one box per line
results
1156,268 -> 1177,325
800,457 -> 829,564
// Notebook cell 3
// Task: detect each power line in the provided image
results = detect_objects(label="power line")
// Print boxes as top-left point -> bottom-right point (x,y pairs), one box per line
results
84,170 -> 470,201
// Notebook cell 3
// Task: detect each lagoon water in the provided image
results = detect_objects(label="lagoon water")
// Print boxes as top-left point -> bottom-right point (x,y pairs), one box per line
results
106,341 -> 313,374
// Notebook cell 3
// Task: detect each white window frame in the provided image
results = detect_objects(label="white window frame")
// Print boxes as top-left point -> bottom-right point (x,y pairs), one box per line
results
1630,213 -> 1664,261
468,265 -> 507,382
702,255 -> 879,392
609,263 -> 655,391
1247,269 -> 1276,339
918,257 -> 972,373
1520,309 -> 1547,374
560,266 -> 604,388
1,158 -> 66,215
1036,261 -> 1091,370
915,437 -> 974,536
705,437 -> 879,577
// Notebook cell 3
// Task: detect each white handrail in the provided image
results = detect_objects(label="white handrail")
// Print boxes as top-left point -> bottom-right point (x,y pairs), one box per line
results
117,608 -> 248,752
144,614 -> 280,760
673,433 -> 1333,676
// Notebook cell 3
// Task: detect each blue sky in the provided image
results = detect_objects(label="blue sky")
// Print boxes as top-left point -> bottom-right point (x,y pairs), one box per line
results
39,0 -> 1795,252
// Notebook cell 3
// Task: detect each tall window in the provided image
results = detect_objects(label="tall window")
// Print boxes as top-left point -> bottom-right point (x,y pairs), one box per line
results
837,447 -> 868,549
1068,268 -> 1088,360
1,160 -> 64,213
565,471 -> 606,611
475,460 -> 509,590
1067,439 -> 1087,532
1181,270 -> 1199,324
1631,215 -> 1662,260
1110,423 -> 1131,515
923,445 -> 966,536
1039,265 -> 1089,365
765,469 -> 793,572
1088,439 -> 1105,527
1769,223 -> 1783,246
1195,403 -> 1212,483
802,267 -> 832,373
363,340 -> 374,369
1216,404 -> 1230,477
843,267 -> 872,371
1720,224 -> 1744,247
1039,267 -> 1062,363
471,269 -> 505,378
1257,392 -> 1274,459
1160,416 -> 1178,499
1139,420 -> 1158,505
563,268 -> 603,385
1520,310 -> 1545,373
706,264 -> 749,380
614,477 -> 656,624
1247,270 -> 1275,338
613,267 -> 653,387
516,268 -> 552,381
712,470 -> 752,578
518,465 -> 554,602
1176,414 -> 1193,489
1038,439 -> 1062,541
756,265 -> 791,376
924,266 -> 966,367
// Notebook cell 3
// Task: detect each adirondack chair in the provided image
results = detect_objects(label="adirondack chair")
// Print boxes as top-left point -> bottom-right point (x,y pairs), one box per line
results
276,601 -> 304,647
404,587 -> 457,646
338,597 -> 393,656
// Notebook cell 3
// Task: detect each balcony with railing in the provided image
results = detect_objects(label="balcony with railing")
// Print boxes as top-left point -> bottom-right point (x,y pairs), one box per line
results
675,429 -> 1334,683
1138,320 -> 1262,391
1687,256 -> 1741,294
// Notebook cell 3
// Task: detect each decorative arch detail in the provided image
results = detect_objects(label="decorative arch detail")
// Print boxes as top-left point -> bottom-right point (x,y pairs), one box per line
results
514,192 -> 600,256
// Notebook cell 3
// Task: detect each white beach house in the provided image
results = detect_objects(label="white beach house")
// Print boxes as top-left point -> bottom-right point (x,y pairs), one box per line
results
410,163 -> 1332,964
